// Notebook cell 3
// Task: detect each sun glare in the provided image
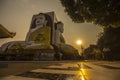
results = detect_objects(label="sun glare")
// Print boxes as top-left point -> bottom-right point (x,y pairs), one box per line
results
76,40 -> 82,45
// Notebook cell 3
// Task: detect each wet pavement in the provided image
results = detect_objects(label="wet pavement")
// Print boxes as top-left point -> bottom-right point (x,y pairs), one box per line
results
0,61 -> 120,80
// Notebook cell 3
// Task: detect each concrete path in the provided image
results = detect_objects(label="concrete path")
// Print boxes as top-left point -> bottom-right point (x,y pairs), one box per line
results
0,61 -> 120,80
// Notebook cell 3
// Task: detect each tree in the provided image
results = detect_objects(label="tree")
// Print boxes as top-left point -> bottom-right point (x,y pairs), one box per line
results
60,0 -> 120,28
97,27 -> 120,60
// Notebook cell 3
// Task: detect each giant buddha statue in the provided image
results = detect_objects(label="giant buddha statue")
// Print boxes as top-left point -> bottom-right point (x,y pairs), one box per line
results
54,21 -> 79,60
25,13 -> 53,49
1,12 -> 79,60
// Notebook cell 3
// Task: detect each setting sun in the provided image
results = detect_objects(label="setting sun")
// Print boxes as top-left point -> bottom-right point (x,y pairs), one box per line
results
76,40 -> 82,45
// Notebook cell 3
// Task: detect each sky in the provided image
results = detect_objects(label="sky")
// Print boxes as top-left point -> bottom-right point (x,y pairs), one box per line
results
0,0 -> 102,50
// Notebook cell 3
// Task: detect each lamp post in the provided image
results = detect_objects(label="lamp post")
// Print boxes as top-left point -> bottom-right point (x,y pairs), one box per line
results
76,40 -> 82,55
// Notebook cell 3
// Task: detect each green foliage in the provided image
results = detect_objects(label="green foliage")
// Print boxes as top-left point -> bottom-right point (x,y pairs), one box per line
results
97,27 -> 120,60
97,27 -> 120,48
60,0 -> 120,28
83,45 -> 102,60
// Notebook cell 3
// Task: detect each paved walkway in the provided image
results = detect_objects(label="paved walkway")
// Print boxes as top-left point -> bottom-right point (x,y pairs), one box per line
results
0,61 -> 120,80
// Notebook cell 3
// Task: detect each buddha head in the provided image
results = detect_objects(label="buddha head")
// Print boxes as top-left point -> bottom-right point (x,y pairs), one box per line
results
56,21 -> 64,33
30,13 -> 53,29
35,13 -> 47,27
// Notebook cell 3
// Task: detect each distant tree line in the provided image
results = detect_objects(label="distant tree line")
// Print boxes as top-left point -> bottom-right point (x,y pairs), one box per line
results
83,27 -> 120,61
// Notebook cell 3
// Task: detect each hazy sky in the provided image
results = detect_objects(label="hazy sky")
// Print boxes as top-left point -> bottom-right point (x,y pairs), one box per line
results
0,0 -> 102,49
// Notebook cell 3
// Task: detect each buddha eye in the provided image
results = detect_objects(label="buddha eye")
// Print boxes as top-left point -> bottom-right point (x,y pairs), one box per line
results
36,20 -> 40,23
39,17 -> 43,19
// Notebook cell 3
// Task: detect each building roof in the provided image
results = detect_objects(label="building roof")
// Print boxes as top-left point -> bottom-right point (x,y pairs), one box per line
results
0,24 -> 16,38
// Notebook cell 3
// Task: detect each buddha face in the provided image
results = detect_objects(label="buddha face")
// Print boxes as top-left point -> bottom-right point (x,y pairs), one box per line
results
57,22 -> 64,33
35,14 -> 46,26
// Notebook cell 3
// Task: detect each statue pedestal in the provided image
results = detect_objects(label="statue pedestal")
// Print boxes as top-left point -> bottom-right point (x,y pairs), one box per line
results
33,49 -> 55,61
